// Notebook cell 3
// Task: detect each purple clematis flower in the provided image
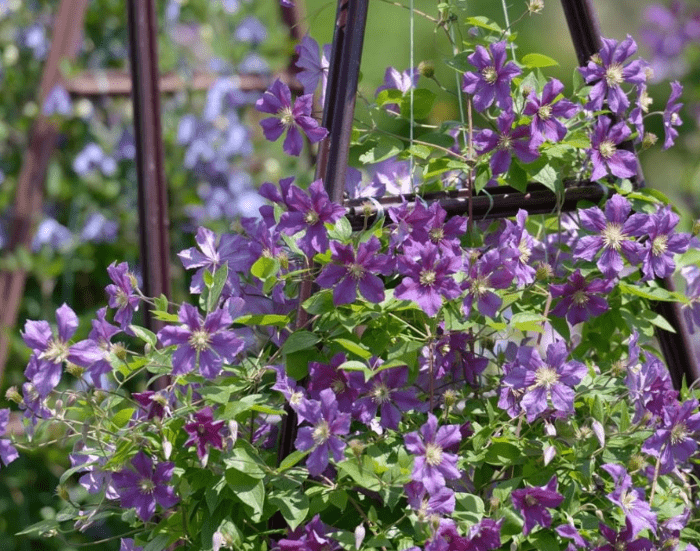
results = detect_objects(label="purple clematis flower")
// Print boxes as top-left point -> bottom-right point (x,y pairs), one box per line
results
22,304 -> 103,397
184,406 -> 225,461
466,517 -> 503,551
550,269 -> 613,325
277,514 -> 340,551
276,179 -> 346,258
462,249 -> 513,318
111,451 -> 179,522
637,205 -> 690,280
497,209 -> 539,287
641,398 -> 700,474
0,408 -> 19,468
405,481 -> 455,517
596,519 -> 654,551
295,35 -> 331,103
120,539 -> 144,551
315,236 -> 391,305
601,463 -> 657,537
579,35 -> 648,115
503,341 -> 587,422
404,413 -> 462,494
474,111 -> 539,176
69,442 -> 118,499
523,78 -> 578,146
255,79 -> 328,156
425,519 -> 469,551
43,84 -> 72,116
394,241 -> 461,317
157,304 -> 244,379
511,476 -> 564,534
85,307 -> 121,388
307,353 -> 361,413
353,366 -> 423,430
294,389 -> 350,476
574,194 -> 649,278
106,262 -> 141,331
588,116 -> 638,182
663,81 -> 683,150
462,41 -> 521,112
375,66 -> 419,114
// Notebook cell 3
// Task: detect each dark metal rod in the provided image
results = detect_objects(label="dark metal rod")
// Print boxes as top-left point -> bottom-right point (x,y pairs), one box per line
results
559,0 -> 603,65
126,0 -> 171,332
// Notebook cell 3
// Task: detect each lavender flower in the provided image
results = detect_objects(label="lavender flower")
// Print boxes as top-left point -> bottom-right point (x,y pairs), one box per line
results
106,262 -> 141,330
32,217 -> 72,252
601,463 -> 657,537
596,519 -> 654,551
294,389 -> 350,476
550,270 -> 613,325
523,78 -> 578,146
307,353 -> 361,413
234,16 -> 266,44
353,366 -> 423,430
474,111 -> 539,176
295,35 -> 330,101
404,413 -> 461,494
405,481 -> 455,517
157,304 -> 244,379
120,539 -> 144,551
0,408 -> 19,468
663,81 -> 683,150
462,249 -> 513,318
579,35 -> 648,115
511,476 -> 564,534
111,451 -> 178,522
375,66 -> 419,114
277,515 -> 340,551
255,79 -> 328,156
637,205 -> 690,280
462,41 -> 521,112
184,406 -> 225,461
588,116 -> 638,182
641,399 -> 700,474
43,84 -> 72,116
466,517 -> 503,551
86,307 -> 120,387
425,519 -> 469,551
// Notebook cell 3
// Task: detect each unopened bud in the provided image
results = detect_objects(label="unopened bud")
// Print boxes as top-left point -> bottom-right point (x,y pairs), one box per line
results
628,454 -> 646,472
5,386 -> 22,404
418,60 -> 435,79
65,362 -> 85,378
128,273 -> 139,290
348,438 -> 365,458
163,438 -> 173,460
590,53 -> 602,65
641,132 -> 658,149
489,495 -> 500,510
644,66 -> 655,82
535,261 -> 553,281
527,0 -> 544,13
56,484 -> 70,501
113,342 -> 127,360
692,219 -> 700,236
144,343 -> 152,355
522,84 -> 535,97
443,389 -> 458,408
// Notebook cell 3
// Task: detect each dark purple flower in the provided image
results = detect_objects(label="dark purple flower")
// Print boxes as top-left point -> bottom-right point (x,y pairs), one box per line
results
462,249 -> 513,318
601,463 -> 657,537
425,519 -> 469,551
405,481 -> 455,517
462,41 -> 521,112
294,389 -> 350,476
132,390 -> 172,421
255,79 -> 328,156
353,366 -> 423,430
474,112 -> 539,175
387,199 -> 433,250
497,209 -> 539,287
307,353 -> 361,412
106,262 -> 141,330
0,408 -> 19,468
556,523 -> 589,549
466,517 -> 503,551
276,179 -> 346,258
574,194 -> 649,278
637,205 -> 690,280
432,331 -> 488,385
579,35 -> 648,114
588,116 -> 638,182
157,304 -> 244,379
184,406 -> 225,461
404,413 -> 462,494
375,66 -> 419,114
420,202 -> 467,257
295,35 -> 330,102
69,442 -> 118,499
641,399 -> 700,474
394,241 -> 461,317
120,538 -> 144,551
111,451 -> 178,522
596,519 -> 654,551
315,236 -> 391,305
277,514 -> 340,551
663,81 -> 684,150
523,78 -> 578,146
512,476 -> 563,535
550,269 -> 613,325
85,307 -> 121,387
22,304 -> 103,396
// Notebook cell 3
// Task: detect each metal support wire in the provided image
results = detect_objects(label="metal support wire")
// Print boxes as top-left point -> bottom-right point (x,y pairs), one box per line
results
126,0 -> 172,333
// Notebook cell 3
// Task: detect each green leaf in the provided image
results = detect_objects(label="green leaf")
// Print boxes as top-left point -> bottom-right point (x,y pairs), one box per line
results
358,135 -> 404,164
233,313 -> 290,327
339,360 -> 374,381
531,164 -> 560,193
511,312 -> 547,333
302,289 -> 335,315
128,325 -> 158,347
465,16 -> 502,32
485,441 -> 524,465
334,338 -> 372,360
375,88 -> 403,107
337,458 -> 381,491
282,331 -> 321,355
207,264 -> 229,311
331,216 -> 353,242
618,282 -> 679,302
522,53 -> 559,68
399,89 -> 437,119
226,470 -> 265,521
225,444 -> 266,479
15,519 -> 60,537
445,51 -> 472,72
111,408 -> 135,429
251,256 -> 279,280
143,534 -> 172,551
509,162 -> 528,192
151,310 -> 180,322
154,294 -> 169,313
406,144 -> 432,159
642,310 -> 676,333
269,491 -> 309,530
278,450 -> 309,472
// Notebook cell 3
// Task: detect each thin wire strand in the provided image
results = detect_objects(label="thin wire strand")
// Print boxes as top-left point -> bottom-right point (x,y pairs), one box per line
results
409,0 -> 415,188
500,0 -> 517,60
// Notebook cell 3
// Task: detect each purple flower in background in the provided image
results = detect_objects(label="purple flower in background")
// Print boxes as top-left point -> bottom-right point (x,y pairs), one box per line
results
462,41 -> 521,112
277,179 -> 346,258
474,111 -> 539,176
157,304 -> 244,379
588,116 -> 638,181
294,389 -> 350,476
394,241 -> 461,317
43,85 -> 72,116
556,523 -> 590,549
295,35 -> 330,102
574,194 -> 649,278
106,262 -> 141,330
353,366 -> 422,429
503,341 -> 587,422
32,217 -> 72,252
511,476 -> 564,534
550,270 -> 613,325
69,443 -> 118,499
420,202 -> 467,257
111,451 -> 178,522
81,212 -> 118,244
184,406 -> 225,460
120,539 -> 144,551
73,143 -> 116,177
663,81 -> 683,149
579,35 -> 648,114
0,408 -> 19,468
498,209 -> 539,287
462,249 -> 513,318
601,463 -> 657,537
132,390 -> 173,421
256,79 -> 328,156
523,79 -> 578,146
641,399 -> 700,474
234,16 -> 266,43
596,520 -> 654,551
637,205 -> 690,280
315,236 -> 391,305
22,304 -> 103,396
404,413 -> 461,494
375,66 -> 419,113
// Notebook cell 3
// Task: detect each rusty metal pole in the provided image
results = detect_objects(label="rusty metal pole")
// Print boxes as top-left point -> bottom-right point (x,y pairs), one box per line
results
126,0 -> 171,332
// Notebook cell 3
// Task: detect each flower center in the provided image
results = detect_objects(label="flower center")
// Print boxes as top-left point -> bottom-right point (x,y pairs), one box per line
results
331,378 -> 346,394
525,494 -> 539,507
639,89 -> 652,112
651,235 -> 668,256
482,66 -> 498,84
40,339 -> 70,363
538,104 -> 552,120
497,134 -> 512,151
429,227 -> 444,243
289,390 -> 303,406
572,289 -> 589,305
139,478 -> 155,494
534,366 -> 560,389
279,106 -> 295,127
371,383 -> 391,404
599,140 -> 617,159
518,238 -> 532,264
419,269 -> 437,286
670,422 -> 688,445
614,541 -> 627,551
348,262 -> 365,280
424,442 -> 444,466
670,112 -> 680,124
188,329 -> 211,352
602,222 -> 625,251
313,420 -> 331,445
605,63 -> 624,87
116,288 -> 130,309
304,210 -> 320,225
470,276 -> 489,297
620,489 -> 636,510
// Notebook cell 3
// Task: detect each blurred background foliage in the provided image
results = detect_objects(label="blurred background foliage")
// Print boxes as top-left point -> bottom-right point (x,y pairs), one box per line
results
1,0 -> 698,549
